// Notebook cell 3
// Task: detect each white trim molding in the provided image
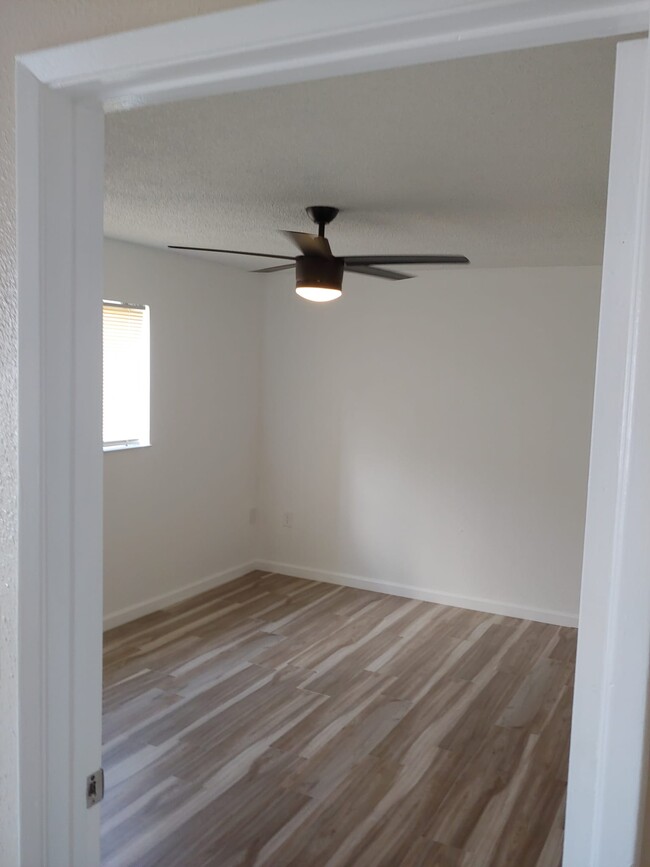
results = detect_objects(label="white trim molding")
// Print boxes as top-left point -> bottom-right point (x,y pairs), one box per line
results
255,561 -> 578,628
17,66 -> 105,866
18,1 -> 650,112
565,37 -> 650,867
14,2 -> 650,865
103,562 -> 257,631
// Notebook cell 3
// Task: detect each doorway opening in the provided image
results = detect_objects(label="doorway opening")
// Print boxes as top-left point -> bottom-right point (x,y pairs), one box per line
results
100,38 -> 612,865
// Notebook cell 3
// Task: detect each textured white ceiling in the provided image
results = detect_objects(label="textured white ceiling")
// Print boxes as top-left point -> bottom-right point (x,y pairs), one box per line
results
105,38 -> 617,269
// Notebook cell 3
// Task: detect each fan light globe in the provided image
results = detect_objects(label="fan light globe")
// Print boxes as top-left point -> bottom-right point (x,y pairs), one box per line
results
296,285 -> 342,303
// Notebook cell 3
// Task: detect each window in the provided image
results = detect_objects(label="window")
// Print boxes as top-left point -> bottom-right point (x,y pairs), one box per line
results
102,301 -> 150,450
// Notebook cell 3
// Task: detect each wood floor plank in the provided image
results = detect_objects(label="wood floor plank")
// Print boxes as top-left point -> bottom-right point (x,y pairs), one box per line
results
102,570 -> 576,866
496,656 -> 572,732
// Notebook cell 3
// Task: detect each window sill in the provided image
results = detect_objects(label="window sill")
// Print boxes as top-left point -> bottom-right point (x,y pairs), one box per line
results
103,442 -> 151,453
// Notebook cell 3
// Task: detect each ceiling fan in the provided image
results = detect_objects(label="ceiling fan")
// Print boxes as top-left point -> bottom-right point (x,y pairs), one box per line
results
169,206 -> 470,302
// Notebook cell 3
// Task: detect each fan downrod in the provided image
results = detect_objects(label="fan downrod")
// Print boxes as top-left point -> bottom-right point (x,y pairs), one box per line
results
306,206 -> 339,238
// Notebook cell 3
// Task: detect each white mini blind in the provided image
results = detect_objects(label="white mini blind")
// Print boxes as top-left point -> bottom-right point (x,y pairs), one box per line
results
102,301 -> 150,448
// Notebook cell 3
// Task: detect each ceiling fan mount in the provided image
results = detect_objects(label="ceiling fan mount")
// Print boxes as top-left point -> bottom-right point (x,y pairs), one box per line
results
305,205 -> 340,236
168,205 -> 469,302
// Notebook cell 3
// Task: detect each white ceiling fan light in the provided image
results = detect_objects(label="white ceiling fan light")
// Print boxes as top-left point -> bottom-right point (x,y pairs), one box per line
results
296,286 -> 342,303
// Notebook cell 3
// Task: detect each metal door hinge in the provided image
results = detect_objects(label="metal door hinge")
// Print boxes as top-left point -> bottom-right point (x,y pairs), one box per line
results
86,768 -> 104,807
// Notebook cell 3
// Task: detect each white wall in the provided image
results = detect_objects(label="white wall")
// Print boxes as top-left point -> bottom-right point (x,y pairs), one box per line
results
258,266 -> 601,624
103,239 -> 262,625
103,256 -> 599,629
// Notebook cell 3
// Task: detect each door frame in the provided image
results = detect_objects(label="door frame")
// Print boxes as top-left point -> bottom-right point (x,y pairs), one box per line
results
15,2 -> 650,864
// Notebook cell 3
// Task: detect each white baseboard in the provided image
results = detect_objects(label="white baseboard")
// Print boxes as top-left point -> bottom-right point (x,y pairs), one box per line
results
103,557 -> 579,631
103,561 -> 257,630
254,560 -> 578,628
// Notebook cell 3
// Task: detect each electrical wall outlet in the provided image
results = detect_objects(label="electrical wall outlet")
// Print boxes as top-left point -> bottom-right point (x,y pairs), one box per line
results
282,511 -> 293,529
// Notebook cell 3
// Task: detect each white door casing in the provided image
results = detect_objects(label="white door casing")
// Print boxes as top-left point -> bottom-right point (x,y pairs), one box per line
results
17,66 -> 105,867
564,37 -> 650,867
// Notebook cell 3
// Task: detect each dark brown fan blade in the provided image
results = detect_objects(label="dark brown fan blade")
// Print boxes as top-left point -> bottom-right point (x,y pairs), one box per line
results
168,245 -> 294,261
345,263 -> 411,281
254,262 -> 296,273
344,254 -> 469,266
281,231 -> 332,258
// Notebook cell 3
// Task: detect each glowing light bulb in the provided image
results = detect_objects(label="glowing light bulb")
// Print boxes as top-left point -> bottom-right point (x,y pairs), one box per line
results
295,285 -> 342,303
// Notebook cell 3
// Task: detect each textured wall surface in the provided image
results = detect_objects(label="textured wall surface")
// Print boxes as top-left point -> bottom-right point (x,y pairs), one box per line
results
0,2 -> 256,862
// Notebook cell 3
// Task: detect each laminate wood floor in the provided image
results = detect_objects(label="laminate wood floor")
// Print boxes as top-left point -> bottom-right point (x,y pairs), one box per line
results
102,570 -> 576,867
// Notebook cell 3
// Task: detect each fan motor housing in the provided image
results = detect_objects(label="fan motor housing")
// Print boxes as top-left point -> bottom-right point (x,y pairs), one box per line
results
295,256 -> 344,291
